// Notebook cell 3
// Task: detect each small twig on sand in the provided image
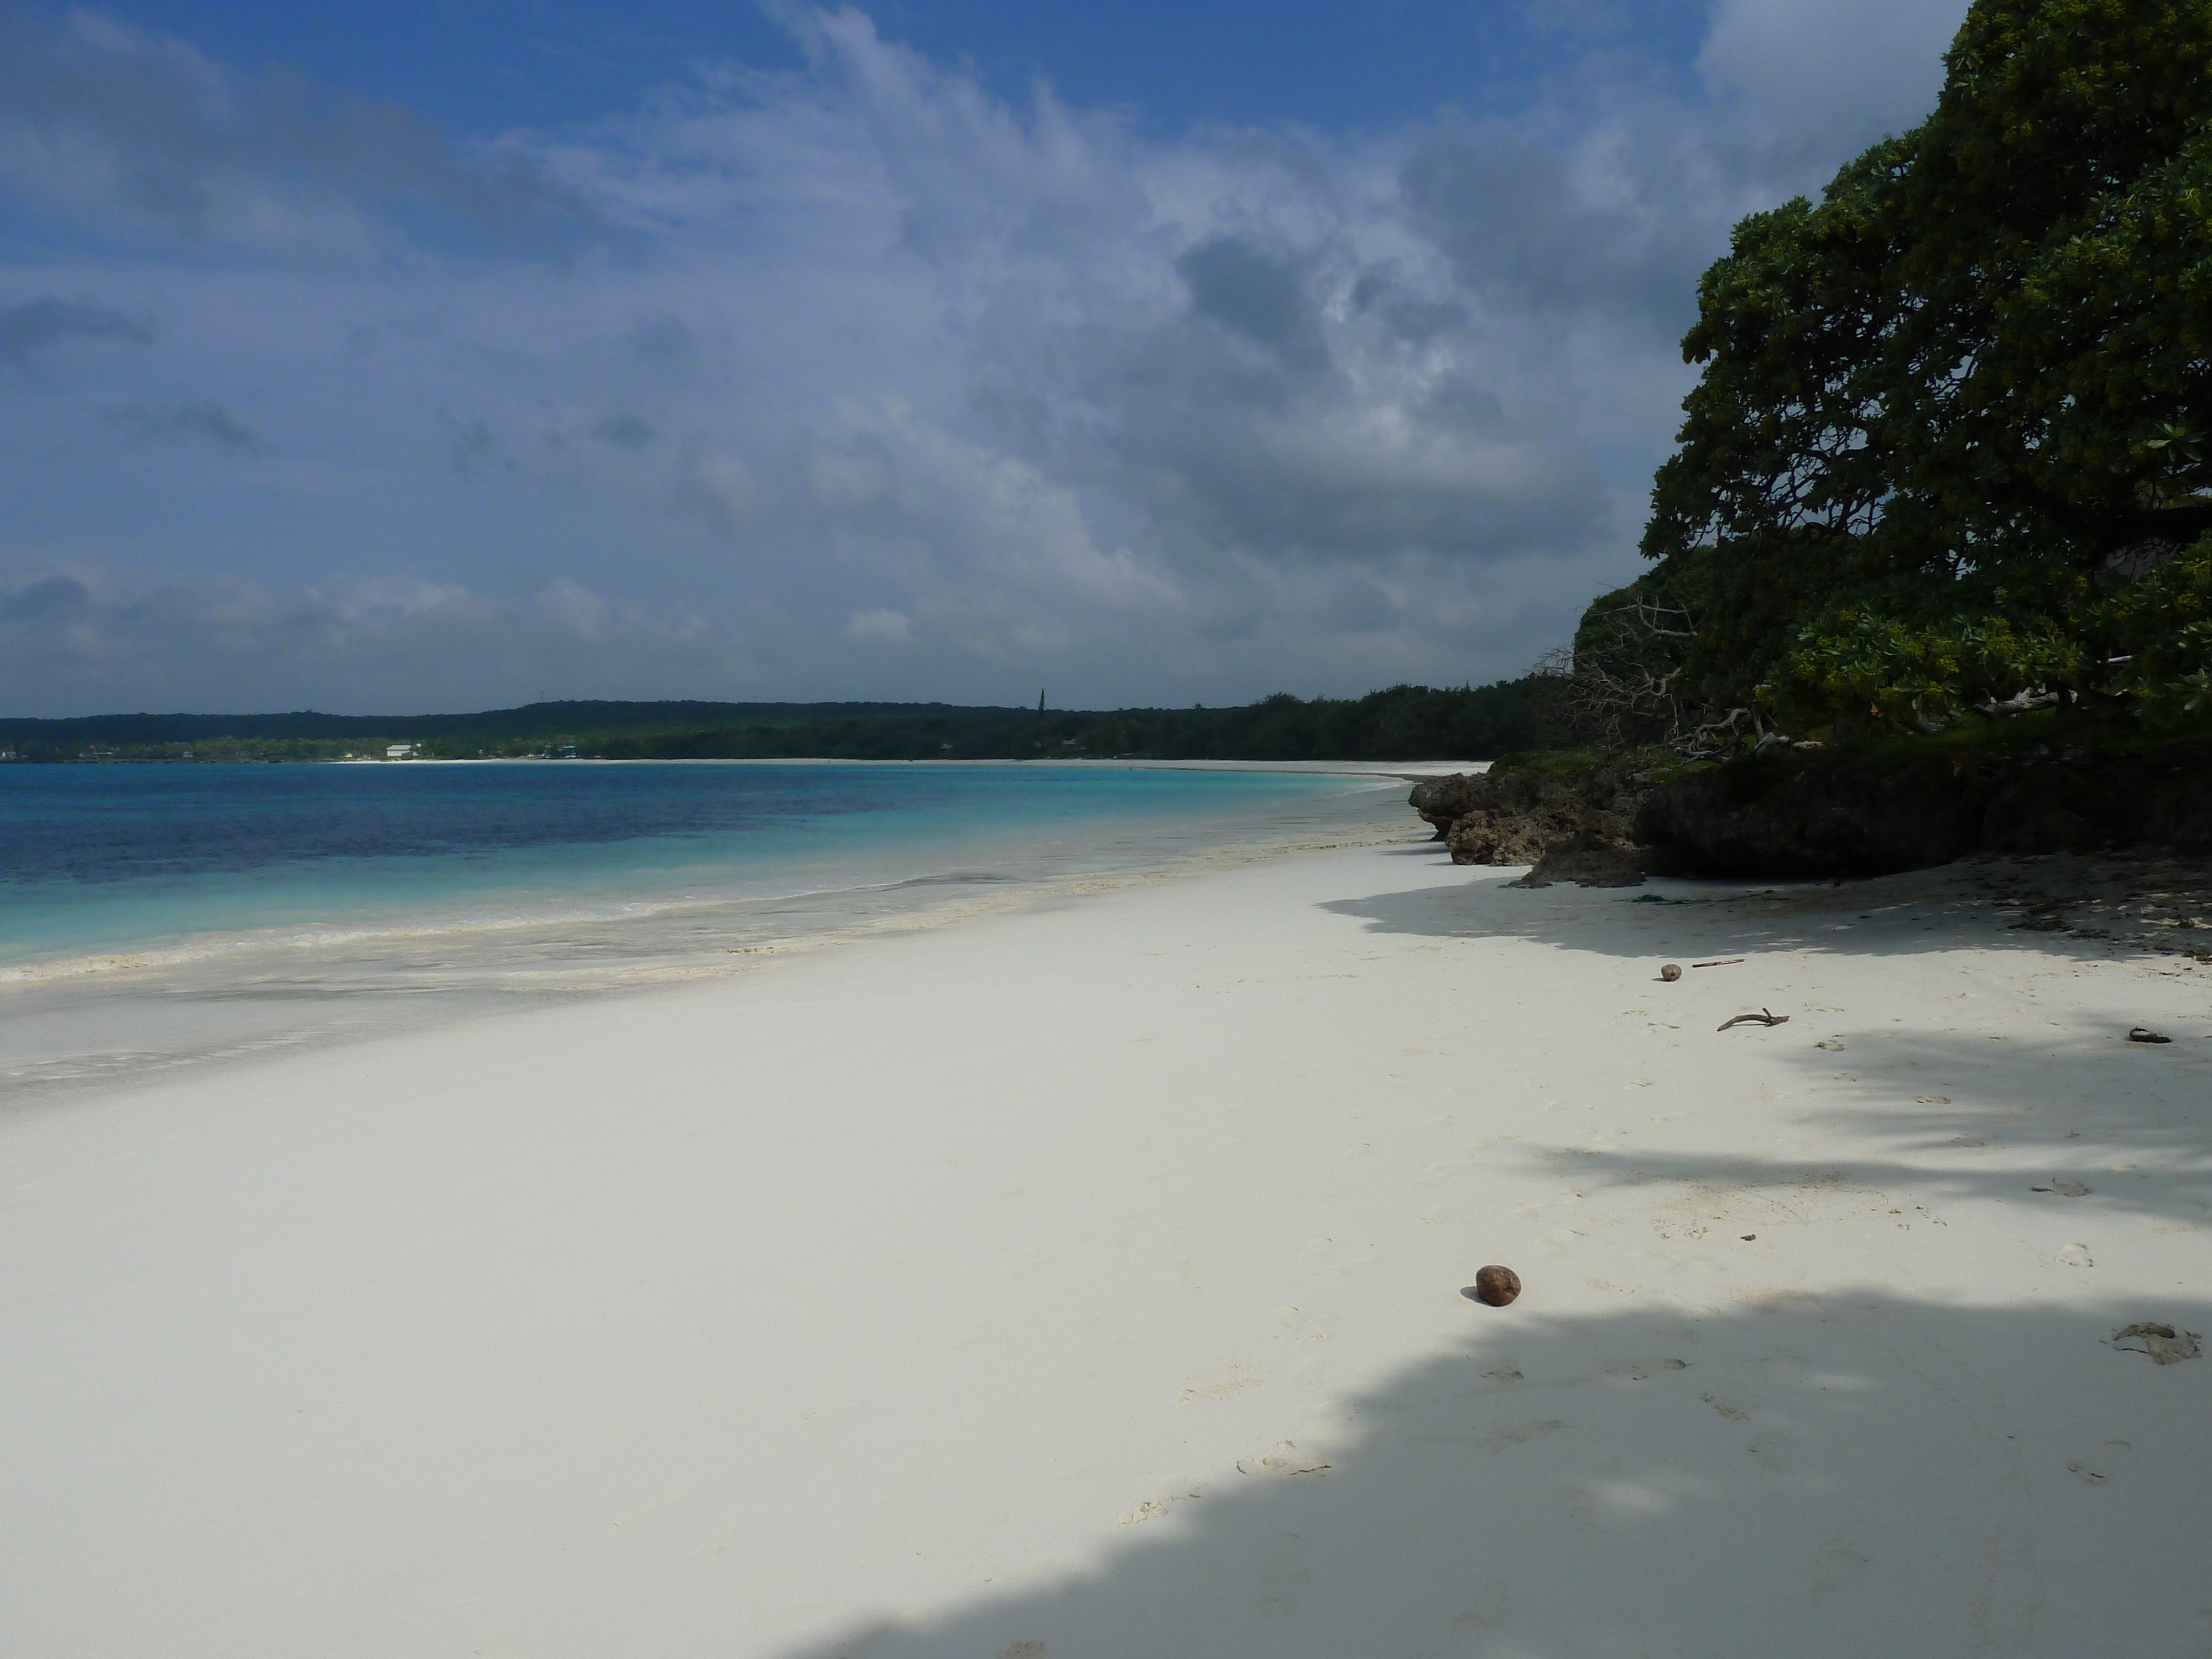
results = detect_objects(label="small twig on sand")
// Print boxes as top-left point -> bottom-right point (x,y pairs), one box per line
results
1692,958 -> 1745,968
1717,1008 -> 1790,1031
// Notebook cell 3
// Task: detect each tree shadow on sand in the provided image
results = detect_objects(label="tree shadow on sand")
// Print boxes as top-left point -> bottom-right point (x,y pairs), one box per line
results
1318,849 -> 2212,967
786,1291 -> 2211,1659
1320,859 -> 2212,1229
774,862 -> 2212,1659
1550,1025 -> 2212,1231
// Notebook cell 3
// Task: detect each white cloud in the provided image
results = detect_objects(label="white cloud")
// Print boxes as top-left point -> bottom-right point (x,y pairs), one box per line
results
1699,0 -> 1969,150
0,3 -> 1973,713
844,606 -> 910,643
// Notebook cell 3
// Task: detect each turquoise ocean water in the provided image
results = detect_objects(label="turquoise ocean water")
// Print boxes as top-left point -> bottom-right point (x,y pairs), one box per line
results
0,760 -> 1407,1098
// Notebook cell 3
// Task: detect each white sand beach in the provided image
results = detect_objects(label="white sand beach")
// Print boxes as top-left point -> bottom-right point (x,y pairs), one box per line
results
4,835 -> 2209,1657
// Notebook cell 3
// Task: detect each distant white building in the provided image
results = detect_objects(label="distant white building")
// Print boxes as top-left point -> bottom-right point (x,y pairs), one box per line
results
386,744 -> 415,759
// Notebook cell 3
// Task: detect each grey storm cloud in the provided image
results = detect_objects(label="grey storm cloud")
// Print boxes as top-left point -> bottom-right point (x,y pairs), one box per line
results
0,294 -> 152,369
0,6 -> 596,252
1175,237 -> 1329,371
629,313 -> 698,367
102,399 -> 260,450
445,415 -> 498,477
0,1 -> 1972,714
1348,268 -> 1468,349
592,414 -> 657,452
0,572 -> 91,622
1083,311 -> 1600,566
1397,122 -> 1718,338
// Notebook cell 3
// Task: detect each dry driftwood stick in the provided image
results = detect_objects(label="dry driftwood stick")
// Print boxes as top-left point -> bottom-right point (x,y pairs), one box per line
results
1692,958 -> 1746,968
1717,1008 -> 1790,1031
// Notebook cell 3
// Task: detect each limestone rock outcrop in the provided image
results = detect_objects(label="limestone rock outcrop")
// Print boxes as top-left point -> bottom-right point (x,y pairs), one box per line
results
1408,773 -> 1486,839
1508,836 -> 1648,889
1409,765 -> 1647,881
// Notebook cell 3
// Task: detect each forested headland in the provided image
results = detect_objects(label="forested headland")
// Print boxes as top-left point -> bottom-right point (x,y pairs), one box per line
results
0,680 -> 1563,765
1421,0 -> 2212,880
1559,0 -> 2212,752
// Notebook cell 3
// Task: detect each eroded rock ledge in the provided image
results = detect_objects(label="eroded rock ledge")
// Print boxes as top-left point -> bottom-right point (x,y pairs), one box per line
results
1408,763 -> 1649,887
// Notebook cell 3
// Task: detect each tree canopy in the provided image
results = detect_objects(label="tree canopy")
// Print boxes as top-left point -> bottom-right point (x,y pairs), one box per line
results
1603,0 -> 2212,736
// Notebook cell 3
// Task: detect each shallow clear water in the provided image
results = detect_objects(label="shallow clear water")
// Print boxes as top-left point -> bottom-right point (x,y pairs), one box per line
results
0,761 -> 1380,966
0,760 -> 1408,1100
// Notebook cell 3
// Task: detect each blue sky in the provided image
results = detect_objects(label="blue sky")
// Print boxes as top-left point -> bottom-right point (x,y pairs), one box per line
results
0,0 -> 1968,714
77,1 -> 1718,138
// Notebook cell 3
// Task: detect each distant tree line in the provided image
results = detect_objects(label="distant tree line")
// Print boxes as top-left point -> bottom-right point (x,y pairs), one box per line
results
0,681 -> 1566,764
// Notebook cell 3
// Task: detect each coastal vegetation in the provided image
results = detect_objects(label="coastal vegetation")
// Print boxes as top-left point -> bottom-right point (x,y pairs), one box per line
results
1564,0 -> 2212,748
1423,0 -> 2212,879
0,680 -> 1564,765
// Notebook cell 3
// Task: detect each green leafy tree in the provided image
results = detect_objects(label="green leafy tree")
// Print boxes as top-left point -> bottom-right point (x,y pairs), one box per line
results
1632,0 -> 2212,733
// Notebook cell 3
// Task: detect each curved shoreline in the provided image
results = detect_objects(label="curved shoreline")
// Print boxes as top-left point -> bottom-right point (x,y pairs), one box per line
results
0,775 -> 1421,1105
